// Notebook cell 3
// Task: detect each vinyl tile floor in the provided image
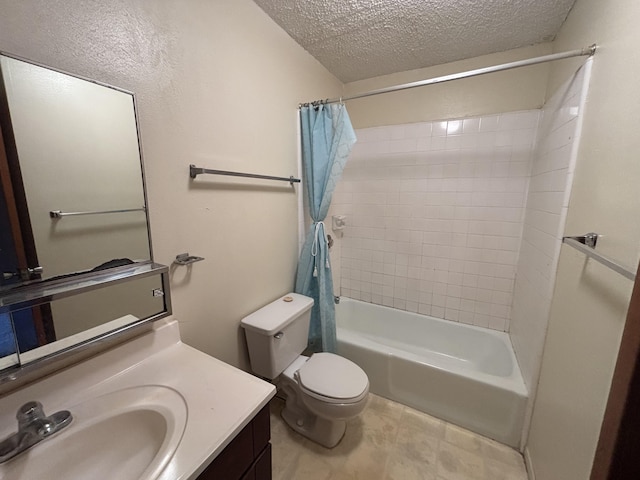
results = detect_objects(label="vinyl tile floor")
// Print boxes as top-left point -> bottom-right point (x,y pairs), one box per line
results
270,394 -> 528,480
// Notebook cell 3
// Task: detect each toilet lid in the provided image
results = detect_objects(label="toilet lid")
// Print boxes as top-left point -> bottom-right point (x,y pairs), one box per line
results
297,352 -> 369,400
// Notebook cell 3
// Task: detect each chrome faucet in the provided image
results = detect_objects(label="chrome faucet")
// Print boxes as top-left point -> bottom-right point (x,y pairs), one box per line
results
0,401 -> 72,463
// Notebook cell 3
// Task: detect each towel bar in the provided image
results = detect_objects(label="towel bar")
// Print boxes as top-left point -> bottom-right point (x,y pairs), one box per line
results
49,207 -> 146,218
562,234 -> 636,281
189,165 -> 300,185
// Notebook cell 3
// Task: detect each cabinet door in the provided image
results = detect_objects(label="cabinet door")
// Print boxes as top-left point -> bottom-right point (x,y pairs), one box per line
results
196,405 -> 271,480
254,443 -> 272,480
240,443 -> 272,480
197,424 -> 253,480
252,405 -> 271,456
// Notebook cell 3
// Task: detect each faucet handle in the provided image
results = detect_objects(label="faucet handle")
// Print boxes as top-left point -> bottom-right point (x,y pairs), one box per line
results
1,401 -> 72,463
17,401 -> 45,428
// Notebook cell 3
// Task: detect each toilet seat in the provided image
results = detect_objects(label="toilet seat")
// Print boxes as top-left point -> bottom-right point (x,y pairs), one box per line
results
295,352 -> 369,405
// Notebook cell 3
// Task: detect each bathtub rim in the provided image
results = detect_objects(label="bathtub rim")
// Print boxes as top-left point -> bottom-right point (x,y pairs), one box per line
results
335,296 -> 528,397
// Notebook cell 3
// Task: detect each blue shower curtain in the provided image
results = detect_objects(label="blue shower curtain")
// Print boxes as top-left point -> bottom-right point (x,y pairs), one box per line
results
295,103 -> 356,353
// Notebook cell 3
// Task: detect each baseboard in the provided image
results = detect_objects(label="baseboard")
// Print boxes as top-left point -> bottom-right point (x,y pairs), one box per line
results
524,446 -> 536,480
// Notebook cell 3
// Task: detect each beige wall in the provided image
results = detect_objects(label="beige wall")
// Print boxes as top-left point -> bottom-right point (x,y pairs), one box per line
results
525,0 -> 640,478
0,0 -> 342,369
344,43 -> 552,128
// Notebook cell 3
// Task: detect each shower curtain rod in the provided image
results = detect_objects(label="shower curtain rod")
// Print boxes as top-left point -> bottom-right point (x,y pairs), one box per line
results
302,44 -> 596,107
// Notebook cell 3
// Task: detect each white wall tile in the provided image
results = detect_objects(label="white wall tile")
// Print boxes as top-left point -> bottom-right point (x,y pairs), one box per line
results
479,115 -> 499,132
433,121 -> 448,136
463,117 -> 481,133
338,110 -> 539,331
509,66 -> 589,393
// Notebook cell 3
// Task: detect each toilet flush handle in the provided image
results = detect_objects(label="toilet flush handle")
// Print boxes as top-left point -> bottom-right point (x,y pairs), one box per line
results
274,331 -> 284,339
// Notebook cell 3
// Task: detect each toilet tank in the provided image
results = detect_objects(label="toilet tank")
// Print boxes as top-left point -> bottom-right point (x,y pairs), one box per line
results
240,293 -> 314,379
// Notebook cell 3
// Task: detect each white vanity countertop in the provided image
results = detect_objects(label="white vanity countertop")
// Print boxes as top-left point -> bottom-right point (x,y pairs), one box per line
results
0,319 -> 276,480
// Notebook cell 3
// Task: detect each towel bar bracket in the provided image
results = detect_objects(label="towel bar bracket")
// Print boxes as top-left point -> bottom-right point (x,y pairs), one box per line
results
564,232 -> 599,248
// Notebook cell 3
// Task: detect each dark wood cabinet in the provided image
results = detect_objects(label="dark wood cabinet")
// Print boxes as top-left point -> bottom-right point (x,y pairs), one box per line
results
196,404 -> 271,480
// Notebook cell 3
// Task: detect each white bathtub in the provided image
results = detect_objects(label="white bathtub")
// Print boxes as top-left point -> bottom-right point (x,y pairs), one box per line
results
335,297 -> 528,448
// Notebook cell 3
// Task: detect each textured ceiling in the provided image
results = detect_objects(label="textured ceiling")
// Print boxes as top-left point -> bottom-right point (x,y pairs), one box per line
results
253,0 -> 577,82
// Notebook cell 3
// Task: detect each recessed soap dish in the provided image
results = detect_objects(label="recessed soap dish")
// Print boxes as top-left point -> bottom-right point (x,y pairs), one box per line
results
173,253 -> 205,266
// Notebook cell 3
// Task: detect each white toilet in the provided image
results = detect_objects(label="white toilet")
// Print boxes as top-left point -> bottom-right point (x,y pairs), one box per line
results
241,293 -> 369,448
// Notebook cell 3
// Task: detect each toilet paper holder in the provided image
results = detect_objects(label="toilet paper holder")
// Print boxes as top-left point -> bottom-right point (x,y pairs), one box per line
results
174,253 -> 205,266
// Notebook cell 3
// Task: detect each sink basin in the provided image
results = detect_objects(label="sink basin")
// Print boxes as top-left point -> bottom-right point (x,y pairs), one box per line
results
0,385 -> 187,480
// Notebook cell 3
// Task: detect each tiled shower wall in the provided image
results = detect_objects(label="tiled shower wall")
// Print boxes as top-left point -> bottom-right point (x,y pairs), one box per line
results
510,61 -> 591,391
331,111 -> 539,331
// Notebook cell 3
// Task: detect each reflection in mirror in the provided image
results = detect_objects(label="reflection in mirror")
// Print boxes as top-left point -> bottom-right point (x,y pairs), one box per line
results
0,174 -> 20,364
0,53 -> 151,289
10,274 -> 165,364
0,312 -> 18,371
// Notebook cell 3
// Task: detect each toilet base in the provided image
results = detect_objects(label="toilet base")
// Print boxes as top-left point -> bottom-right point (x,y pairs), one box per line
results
281,399 -> 346,448
279,379 -> 347,448
276,354 -> 368,449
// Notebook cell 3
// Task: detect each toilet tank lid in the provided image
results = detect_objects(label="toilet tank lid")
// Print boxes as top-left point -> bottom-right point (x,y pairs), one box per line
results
240,293 -> 314,335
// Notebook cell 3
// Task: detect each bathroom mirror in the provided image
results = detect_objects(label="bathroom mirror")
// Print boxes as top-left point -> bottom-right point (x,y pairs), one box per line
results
0,53 -> 161,379
0,52 -> 152,290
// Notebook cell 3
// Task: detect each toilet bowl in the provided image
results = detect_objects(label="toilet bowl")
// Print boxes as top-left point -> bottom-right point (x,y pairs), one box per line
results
240,293 -> 369,448
279,353 -> 369,447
